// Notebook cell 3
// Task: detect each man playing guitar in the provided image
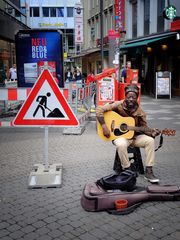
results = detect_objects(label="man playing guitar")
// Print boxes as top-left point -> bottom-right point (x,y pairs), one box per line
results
96,84 -> 161,183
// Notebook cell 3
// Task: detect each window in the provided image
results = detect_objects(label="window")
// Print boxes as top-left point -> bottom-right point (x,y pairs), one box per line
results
30,7 -> 39,17
43,7 -> 49,17
57,7 -> 64,17
30,7 -> 33,17
15,9 -> 21,18
157,0 -> 165,32
144,0 -> 150,35
50,8 -> 56,17
33,7 -> 39,17
132,2 -> 137,38
104,12 -> 108,36
95,16 -> 99,39
21,7 -> 26,15
67,7 -> 73,17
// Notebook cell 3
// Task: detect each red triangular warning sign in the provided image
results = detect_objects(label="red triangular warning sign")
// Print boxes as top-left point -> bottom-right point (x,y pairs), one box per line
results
13,70 -> 79,127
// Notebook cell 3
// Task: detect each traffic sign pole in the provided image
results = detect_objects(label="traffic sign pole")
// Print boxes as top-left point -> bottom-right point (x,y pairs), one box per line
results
44,126 -> 49,171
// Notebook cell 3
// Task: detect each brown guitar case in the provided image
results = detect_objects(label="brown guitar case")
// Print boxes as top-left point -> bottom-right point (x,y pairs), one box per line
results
81,183 -> 180,214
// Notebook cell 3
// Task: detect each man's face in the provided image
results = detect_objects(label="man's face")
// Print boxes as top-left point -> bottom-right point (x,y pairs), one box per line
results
126,62 -> 131,69
125,92 -> 138,108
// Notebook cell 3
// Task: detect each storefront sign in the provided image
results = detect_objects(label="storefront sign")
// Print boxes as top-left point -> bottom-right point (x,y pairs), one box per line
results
163,5 -> 177,20
156,71 -> 171,99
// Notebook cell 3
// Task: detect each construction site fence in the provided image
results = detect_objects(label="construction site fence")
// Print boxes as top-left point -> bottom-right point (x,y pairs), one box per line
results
0,82 -> 96,127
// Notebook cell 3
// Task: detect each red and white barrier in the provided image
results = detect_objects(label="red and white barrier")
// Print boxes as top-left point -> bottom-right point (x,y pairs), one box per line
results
0,87 -> 93,127
0,88 -> 68,101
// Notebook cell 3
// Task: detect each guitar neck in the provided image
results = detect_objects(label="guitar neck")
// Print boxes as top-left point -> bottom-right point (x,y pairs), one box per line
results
127,126 -> 153,133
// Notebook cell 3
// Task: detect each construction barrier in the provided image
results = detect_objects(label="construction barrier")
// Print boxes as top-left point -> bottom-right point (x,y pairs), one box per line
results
0,82 -> 96,128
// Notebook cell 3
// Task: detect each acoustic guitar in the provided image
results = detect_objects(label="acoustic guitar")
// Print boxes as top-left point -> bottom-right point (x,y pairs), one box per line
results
97,111 -> 176,141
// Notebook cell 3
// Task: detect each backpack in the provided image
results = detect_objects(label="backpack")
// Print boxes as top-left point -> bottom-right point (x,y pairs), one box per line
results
97,170 -> 137,191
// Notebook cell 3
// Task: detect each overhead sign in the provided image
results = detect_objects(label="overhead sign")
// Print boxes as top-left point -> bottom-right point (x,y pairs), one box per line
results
13,70 -> 79,127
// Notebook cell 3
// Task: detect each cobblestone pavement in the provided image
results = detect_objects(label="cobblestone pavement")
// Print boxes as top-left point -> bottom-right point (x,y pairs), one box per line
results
0,96 -> 180,240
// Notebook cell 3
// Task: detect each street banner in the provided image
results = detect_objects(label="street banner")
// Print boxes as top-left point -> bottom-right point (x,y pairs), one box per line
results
114,0 -> 125,32
74,3 -> 83,44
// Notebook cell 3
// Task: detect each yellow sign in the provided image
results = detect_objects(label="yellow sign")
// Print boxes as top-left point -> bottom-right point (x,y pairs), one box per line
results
39,23 -> 64,27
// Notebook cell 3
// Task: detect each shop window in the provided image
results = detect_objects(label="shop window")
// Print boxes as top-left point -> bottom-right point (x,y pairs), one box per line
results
67,7 -> 73,17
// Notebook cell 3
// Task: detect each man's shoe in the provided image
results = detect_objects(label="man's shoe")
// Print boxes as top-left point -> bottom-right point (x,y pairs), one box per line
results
144,167 -> 159,183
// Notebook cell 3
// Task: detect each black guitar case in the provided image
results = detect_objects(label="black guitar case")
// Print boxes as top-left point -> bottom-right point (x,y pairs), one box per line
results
81,183 -> 180,214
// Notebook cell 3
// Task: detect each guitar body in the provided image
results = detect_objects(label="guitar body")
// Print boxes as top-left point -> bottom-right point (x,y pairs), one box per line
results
97,111 -> 135,141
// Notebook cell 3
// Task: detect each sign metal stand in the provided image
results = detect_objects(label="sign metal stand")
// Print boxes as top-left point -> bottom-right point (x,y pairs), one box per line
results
28,127 -> 63,189
13,69 -> 79,188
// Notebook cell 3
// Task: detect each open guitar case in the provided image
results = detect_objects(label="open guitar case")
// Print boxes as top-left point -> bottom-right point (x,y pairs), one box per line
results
81,182 -> 180,215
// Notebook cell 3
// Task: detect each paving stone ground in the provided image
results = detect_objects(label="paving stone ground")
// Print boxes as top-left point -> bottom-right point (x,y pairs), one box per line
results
0,95 -> 180,240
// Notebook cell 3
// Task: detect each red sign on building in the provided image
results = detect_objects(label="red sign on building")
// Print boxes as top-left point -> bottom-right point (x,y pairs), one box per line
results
114,0 -> 125,32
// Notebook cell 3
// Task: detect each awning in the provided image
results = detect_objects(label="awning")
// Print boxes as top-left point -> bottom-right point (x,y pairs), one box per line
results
72,48 -> 100,58
120,32 -> 176,49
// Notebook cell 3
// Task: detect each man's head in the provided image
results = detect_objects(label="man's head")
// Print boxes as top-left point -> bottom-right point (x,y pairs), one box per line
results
126,61 -> 131,69
125,85 -> 139,96
124,85 -> 139,109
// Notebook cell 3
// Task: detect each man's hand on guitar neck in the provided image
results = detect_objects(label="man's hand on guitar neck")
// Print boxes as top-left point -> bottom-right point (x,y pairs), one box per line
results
151,128 -> 161,138
102,124 -> 111,138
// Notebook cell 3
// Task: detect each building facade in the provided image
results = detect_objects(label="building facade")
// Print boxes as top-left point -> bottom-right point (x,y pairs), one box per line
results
122,0 -> 180,96
80,0 -> 180,96
78,0 -> 115,74
0,0 -> 29,82
21,0 -> 80,67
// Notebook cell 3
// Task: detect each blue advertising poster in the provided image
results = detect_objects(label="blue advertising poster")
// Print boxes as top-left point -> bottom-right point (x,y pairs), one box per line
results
15,30 -> 64,87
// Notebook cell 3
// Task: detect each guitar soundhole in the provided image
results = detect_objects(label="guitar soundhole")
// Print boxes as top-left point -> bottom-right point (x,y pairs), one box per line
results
120,123 -> 128,132
114,129 -> 122,136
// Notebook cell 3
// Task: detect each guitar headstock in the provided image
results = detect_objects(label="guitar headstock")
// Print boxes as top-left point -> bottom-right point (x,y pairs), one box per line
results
161,128 -> 176,136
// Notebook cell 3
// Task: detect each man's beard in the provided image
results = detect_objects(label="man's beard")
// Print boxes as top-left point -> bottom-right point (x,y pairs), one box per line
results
125,100 -> 136,109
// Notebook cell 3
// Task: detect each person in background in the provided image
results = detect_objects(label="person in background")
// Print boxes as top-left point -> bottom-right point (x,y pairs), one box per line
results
65,68 -> 73,82
0,63 -> 6,86
86,71 -> 95,85
112,59 -> 120,81
120,64 -> 125,82
9,64 -> 17,82
73,66 -> 82,81
96,84 -> 161,183
121,61 -> 131,83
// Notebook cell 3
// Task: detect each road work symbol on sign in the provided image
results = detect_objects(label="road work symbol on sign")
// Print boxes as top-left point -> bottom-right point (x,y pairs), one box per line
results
13,69 -> 79,127
33,92 -> 65,118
